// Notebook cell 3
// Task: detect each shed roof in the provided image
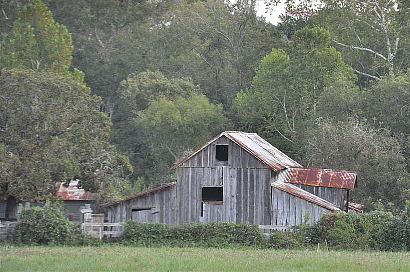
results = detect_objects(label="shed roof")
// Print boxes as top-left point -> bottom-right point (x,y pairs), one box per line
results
175,131 -> 302,171
102,182 -> 177,207
271,181 -> 341,212
56,180 -> 97,201
278,168 -> 357,189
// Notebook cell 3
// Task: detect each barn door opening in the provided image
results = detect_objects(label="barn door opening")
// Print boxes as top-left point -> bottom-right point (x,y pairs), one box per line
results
200,186 -> 223,223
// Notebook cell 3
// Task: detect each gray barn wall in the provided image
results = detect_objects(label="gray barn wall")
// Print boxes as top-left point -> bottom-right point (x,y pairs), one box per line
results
294,185 -> 347,210
177,136 -> 272,225
106,185 -> 177,224
271,188 -> 331,227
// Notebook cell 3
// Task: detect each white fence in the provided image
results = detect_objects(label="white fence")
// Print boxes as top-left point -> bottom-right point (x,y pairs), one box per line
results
81,222 -> 124,240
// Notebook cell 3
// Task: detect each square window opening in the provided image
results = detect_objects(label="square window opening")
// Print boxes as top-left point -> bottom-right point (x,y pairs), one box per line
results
202,186 -> 223,203
215,145 -> 228,161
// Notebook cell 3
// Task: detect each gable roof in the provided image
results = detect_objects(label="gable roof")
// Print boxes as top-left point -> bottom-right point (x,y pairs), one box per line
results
277,168 -> 357,190
271,181 -> 341,211
175,131 -> 302,171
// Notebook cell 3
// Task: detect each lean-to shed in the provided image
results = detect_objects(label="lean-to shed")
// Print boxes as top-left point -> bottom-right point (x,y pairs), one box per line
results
105,131 -> 358,229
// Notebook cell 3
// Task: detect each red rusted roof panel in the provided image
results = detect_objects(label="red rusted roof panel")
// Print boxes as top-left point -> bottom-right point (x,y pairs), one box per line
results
272,181 -> 340,211
56,180 -> 97,201
281,168 -> 357,189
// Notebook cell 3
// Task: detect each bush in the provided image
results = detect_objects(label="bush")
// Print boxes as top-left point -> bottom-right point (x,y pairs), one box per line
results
122,222 -> 265,248
380,203 -> 410,251
306,211 -> 398,250
268,231 -> 306,249
10,202 -> 81,245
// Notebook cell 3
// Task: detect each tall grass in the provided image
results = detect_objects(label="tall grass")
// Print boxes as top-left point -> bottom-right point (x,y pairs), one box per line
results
0,246 -> 409,272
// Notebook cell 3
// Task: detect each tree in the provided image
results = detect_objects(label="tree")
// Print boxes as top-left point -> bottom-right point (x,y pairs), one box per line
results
0,69 -> 132,201
41,0 -> 173,114
299,119 -> 410,211
112,71 -> 229,185
1,0 -> 79,78
163,0 -> 282,107
233,27 -> 355,155
360,71 -> 410,172
268,0 -> 410,82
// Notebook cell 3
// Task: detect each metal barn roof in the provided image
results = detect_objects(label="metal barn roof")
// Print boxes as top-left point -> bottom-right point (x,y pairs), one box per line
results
271,181 -> 341,211
277,168 -> 357,189
175,131 -> 302,171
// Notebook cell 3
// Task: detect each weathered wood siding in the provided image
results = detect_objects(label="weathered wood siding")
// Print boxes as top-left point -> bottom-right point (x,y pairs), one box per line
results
179,136 -> 266,168
271,187 -> 331,227
106,185 -> 177,224
177,136 -> 272,225
295,185 -> 347,210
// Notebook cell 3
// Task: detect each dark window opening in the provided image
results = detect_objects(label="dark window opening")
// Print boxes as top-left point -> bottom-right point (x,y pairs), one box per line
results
202,186 -> 223,202
132,208 -> 152,212
216,145 -> 228,161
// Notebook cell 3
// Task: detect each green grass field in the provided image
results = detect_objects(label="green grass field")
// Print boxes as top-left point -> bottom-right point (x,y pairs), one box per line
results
0,246 -> 409,272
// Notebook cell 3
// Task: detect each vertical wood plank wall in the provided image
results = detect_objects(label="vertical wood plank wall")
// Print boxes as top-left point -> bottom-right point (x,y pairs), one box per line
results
177,136 -> 272,225
105,135 -> 338,227
106,185 -> 177,224
295,185 -> 347,210
271,188 -> 331,226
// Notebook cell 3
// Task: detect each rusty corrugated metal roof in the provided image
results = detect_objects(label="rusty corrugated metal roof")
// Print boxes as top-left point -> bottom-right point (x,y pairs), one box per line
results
175,131 -> 302,171
271,181 -> 341,211
276,168 -> 357,189
56,180 -> 97,201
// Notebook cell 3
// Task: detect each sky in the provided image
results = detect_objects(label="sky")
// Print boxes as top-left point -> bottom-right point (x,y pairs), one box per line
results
255,1 -> 287,25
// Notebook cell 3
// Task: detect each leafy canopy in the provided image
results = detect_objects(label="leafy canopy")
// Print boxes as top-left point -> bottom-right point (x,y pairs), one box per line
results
1,0 -> 82,80
0,69 -> 132,201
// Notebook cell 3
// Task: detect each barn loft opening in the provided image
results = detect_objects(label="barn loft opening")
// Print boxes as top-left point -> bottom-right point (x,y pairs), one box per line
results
215,145 -> 228,161
202,186 -> 223,203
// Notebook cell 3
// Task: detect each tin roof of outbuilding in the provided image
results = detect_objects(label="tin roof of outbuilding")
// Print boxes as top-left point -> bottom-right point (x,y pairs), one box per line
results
278,168 -> 357,190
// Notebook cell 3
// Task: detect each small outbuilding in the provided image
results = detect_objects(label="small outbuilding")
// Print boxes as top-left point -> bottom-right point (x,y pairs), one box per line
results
56,180 -> 97,222
105,131 -> 358,229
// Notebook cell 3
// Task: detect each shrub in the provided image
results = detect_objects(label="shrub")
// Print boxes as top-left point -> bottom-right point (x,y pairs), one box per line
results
10,202 -> 79,245
268,231 -> 306,249
380,203 -> 410,251
307,211 -> 396,250
122,222 -> 265,248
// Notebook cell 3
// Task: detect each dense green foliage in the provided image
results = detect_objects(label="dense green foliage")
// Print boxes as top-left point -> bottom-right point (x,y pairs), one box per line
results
122,221 -> 265,248
10,202 -> 82,245
113,71 -> 229,184
122,210 -> 410,251
308,206 -> 410,251
0,0 -> 409,210
0,0 -> 81,80
0,69 -> 132,200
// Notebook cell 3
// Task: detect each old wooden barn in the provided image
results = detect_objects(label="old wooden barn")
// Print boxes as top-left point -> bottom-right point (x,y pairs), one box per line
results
105,131 -> 357,229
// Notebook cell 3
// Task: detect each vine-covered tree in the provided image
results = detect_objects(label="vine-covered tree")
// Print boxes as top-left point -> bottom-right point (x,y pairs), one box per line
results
0,69 -> 132,201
